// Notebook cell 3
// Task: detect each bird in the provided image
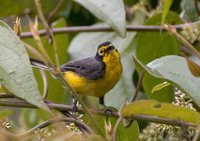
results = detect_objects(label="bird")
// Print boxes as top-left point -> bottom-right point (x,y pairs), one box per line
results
31,41 -> 122,106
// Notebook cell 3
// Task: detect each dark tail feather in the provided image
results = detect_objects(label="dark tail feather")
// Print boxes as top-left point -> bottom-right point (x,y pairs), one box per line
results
30,58 -> 51,70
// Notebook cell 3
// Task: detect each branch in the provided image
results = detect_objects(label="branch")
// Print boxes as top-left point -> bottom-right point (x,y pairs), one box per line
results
19,117 -> 93,137
47,0 -> 64,21
20,22 -> 200,38
0,94 -> 197,128
0,117 -> 92,139
195,0 -> 200,16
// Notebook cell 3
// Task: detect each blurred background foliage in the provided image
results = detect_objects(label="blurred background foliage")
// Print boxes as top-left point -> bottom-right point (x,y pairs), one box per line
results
0,0 -> 200,140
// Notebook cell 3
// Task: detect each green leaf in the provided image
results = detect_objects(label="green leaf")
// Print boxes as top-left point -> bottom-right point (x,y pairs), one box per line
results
0,110 -> 12,119
136,12 -> 181,64
151,81 -> 171,93
162,0 -> 174,24
135,12 -> 181,102
146,55 -> 200,108
0,20 -> 49,112
74,0 -> 126,37
0,0 -> 67,18
69,13 -> 145,109
117,120 -> 139,141
121,100 -> 200,125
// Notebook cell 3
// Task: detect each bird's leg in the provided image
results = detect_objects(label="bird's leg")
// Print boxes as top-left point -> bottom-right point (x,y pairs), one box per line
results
99,96 -> 112,115
72,96 -> 78,114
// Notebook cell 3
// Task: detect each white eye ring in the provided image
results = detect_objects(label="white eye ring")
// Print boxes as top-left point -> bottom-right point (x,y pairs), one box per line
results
98,49 -> 104,56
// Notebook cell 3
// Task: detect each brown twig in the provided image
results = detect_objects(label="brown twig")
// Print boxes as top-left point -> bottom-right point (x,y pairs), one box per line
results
34,0 -> 60,67
164,24 -> 200,59
0,117 -> 92,139
132,71 -> 146,102
20,22 -> 200,38
195,0 -> 200,16
0,94 -> 197,128
47,0 -> 64,21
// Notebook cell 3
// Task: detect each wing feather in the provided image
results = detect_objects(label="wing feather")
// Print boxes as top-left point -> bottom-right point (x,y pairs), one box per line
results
60,57 -> 105,79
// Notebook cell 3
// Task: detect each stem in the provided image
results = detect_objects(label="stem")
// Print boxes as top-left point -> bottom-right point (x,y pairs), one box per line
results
34,0 -> 60,67
195,0 -> 200,16
47,0 -> 64,21
0,95 -> 196,128
20,21 -> 200,38
0,117 -> 92,139
132,71 -> 145,102
164,24 -> 200,60
113,117 -> 122,141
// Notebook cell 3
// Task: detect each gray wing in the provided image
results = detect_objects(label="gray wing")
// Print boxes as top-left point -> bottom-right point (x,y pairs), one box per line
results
60,57 -> 105,79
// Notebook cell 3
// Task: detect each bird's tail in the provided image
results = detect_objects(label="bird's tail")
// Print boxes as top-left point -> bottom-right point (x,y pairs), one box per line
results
30,58 -> 52,70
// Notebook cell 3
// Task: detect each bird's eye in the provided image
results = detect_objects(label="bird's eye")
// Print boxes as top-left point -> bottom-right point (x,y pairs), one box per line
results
98,48 -> 105,56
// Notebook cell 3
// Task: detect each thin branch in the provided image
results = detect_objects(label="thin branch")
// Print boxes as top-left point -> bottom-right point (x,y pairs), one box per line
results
195,0 -> 200,16
113,117 -> 122,141
34,0 -> 60,67
164,24 -> 200,59
130,114 -> 196,127
0,95 -> 197,128
132,71 -> 145,102
20,21 -> 200,38
33,1 -> 101,134
47,0 -> 64,21
19,117 -> 93,137
0,117 -> 92,139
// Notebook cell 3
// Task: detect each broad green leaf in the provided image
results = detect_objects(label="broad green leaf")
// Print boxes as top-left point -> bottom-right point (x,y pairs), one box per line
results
68,13 -> 145,109
136,12 -> 181,64
146,55 -> 200,108
121,100 -> 200,125
74,0 -> 126,37
0,0 -> 66,18
162,0 -> 173,24
135,12 -> 181,102
117,120 -> 139,141
0,20 -> 49,111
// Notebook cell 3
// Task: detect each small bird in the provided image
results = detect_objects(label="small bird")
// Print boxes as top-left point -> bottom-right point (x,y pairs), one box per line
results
31,41 -> 122,106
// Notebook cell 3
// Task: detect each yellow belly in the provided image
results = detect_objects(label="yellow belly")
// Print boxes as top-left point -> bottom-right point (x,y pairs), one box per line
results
63,57 -> 122,97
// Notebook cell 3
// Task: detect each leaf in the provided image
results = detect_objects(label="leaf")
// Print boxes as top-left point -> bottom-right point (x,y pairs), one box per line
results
117,120 -> 139,141
0,20 -> 49,112
135,12 -> 181,102
180,0 -> 200,21
151,81 -> 171,93
162,0 -> 174,24
74,0 -> 126,37
68,13 -> 145,109
0,0 -> 67,18
0,110 -> 12,119
136,12 -> 181,64
121,100 -> 200,125
146,55 -> 200,108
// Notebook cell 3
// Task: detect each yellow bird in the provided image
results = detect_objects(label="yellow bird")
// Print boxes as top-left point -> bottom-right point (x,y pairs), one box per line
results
31,41 -> 122,106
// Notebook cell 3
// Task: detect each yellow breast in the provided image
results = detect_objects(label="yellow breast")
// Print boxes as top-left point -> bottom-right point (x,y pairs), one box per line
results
63,50 -> 122,97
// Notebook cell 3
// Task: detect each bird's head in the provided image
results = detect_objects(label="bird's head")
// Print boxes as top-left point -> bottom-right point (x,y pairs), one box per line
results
95,41 -> 120,63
